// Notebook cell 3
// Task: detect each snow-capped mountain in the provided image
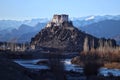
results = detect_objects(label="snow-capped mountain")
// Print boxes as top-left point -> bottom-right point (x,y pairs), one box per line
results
72,15 -> 120,27
0,18 -> 49,30
85,16 -> 95,21
23,18 -> 49,26
0,15 -> 120,30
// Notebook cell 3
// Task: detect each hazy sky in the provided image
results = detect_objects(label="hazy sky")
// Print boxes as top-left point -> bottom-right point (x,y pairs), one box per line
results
0,0 -> 120,20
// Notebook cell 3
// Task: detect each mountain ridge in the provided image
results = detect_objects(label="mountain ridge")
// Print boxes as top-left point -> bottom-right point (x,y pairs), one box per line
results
0,15 -> 120,44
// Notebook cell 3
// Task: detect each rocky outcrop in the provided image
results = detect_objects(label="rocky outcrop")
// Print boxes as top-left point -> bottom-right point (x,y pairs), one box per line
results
31,14 -> 116,52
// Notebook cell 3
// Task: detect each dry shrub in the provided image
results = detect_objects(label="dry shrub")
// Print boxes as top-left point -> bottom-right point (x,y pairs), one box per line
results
104,62 -> 120,69
82,37 -> 120,62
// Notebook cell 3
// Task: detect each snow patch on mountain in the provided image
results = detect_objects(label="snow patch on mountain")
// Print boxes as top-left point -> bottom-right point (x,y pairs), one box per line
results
85,16 -> 95,21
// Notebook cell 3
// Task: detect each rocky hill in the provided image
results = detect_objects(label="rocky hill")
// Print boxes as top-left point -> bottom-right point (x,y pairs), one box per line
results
30,14 -> 116,52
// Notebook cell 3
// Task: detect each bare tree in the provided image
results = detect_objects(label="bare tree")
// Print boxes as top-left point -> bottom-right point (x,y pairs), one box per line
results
83,36 -> 89,54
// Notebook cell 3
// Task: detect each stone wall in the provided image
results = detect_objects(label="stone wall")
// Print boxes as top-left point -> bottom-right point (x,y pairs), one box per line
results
52,14 -> 68,23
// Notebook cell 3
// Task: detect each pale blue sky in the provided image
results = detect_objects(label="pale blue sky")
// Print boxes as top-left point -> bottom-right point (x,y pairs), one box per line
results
0,0 -> 120,20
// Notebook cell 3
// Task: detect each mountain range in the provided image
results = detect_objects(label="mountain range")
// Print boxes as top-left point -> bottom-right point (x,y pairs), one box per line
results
0,15 -> 120,44
0,23 -> 46,43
